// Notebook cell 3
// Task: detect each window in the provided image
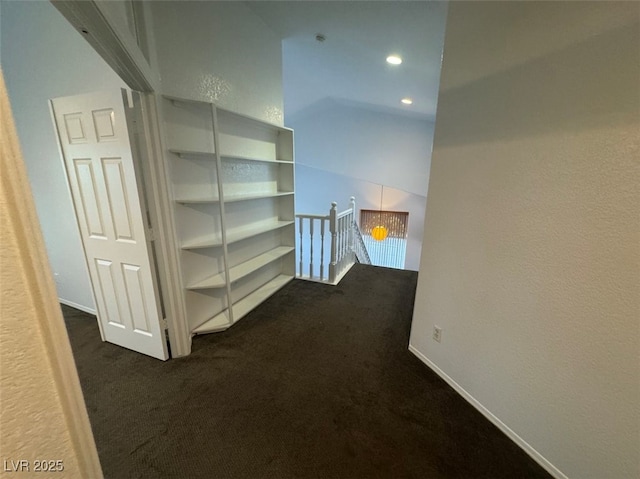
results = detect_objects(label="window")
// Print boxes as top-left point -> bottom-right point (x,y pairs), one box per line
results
360,210 -> 409,269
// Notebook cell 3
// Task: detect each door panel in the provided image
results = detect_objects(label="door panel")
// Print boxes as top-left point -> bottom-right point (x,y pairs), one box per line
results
121,263 -> 152,334
92,108 -> 116,142
73,159 -> 107,238
51,90 -> 168,360
95,258 -> 123,326
102,157 -> 135,241
63,112 -> 88,144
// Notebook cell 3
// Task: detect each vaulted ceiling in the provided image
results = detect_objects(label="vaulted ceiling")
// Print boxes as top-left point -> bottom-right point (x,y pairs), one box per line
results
246,1 -> 449,120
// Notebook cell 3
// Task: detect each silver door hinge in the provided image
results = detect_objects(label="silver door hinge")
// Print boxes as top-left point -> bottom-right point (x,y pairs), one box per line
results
161,318 -> 168,331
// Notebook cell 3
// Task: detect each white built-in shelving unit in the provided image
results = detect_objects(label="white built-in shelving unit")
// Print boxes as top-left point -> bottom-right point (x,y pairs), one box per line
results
161,95 -> 295,335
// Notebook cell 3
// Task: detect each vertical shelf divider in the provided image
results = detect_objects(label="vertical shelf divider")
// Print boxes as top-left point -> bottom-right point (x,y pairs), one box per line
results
210,103 -> 234,325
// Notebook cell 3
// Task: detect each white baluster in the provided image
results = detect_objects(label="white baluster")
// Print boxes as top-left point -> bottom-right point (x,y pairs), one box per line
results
329,202 -> 337,283
349,197 -> 356,262
320,219 -> 325,281
309,218 -> 314,278
336,216 -> 342,270
343,214 -> 348,268
338,213 -> 343,273
339,216 -> 345,272
298,216 -> 303,277
343,216 -> 347,258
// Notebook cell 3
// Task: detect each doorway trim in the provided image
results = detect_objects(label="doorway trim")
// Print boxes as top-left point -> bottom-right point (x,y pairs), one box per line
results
131,92 -> 192,357
51,0 -> 159,92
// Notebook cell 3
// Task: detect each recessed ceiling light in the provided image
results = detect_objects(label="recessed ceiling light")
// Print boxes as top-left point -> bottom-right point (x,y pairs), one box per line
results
386,55 -> 402,65
401,98 -> 413,105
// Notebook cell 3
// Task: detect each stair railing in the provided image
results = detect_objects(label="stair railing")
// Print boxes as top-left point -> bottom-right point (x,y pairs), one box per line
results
352,220 -> 372,265
297,212 -> 330,282
296,196 -> 369,284
329,197 -> 355,283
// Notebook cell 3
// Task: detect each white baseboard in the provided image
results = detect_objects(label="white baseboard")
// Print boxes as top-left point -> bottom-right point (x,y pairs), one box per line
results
408,344 -> 568,479
59,298 -> 97,316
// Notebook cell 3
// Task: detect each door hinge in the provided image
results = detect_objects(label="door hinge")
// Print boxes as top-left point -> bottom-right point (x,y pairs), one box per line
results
148,228 -> 156,241
161,317 -> 168,331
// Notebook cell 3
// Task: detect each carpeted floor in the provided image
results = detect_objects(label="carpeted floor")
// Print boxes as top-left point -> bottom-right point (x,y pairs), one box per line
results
63,264 -> 551,479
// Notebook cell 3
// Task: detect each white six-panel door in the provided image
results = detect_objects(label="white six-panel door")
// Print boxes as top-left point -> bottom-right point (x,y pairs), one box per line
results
51,90 -> 168,360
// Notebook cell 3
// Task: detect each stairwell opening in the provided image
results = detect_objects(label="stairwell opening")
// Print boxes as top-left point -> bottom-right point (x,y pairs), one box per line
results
360,209 -> 409,269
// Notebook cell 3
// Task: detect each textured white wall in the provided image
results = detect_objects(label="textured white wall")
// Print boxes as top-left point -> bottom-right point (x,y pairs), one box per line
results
410,2 -> 639,479
1,1 -> 127,312
1,70 -> 102,479
151,1 -> 283,125
1,103 -> 85,479
290,100 -> 434,197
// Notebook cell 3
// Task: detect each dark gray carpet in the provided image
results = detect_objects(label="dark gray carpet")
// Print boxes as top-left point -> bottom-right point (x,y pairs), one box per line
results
63,264 -> 551,479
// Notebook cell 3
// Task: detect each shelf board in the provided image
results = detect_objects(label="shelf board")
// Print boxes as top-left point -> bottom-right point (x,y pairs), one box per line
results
232,274 -> 293,321
187,246 -> 294,290
162,95 -> 293,133
175,197 -> 221,204
191,309 -> 231,334
175,191 -> 293,205
181,220 -> 295,250
168,149 -> 292,165
217,107 -> 292,133
163,94 -> 211,108
192,274 -> 293,334
225,192 -> 293,203
221,154 -> 292,165
169,149 -> 215,159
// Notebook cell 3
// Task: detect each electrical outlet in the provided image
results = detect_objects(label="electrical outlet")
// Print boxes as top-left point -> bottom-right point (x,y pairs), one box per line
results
433,326 -> 442,343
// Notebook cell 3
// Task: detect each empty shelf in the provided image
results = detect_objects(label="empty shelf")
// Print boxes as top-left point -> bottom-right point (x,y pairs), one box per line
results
163,94 -> 211,108
187,246 -> 294,290
192,274 -> 293,334
221,154 -> 292,165
175,191 -> 293,205
181,220 -> 295,250
169,149 -> 292,164
163,95 -> 291,134
216,107 -> 292,133
231,274 -> 293,322
224,192 -> 293,203
175,197 -> 221,204
192,309 -> 231,334
169,149 -> 215,159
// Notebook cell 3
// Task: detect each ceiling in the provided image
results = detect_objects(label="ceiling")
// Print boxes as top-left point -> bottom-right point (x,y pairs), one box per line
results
246,1 -> 449,121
